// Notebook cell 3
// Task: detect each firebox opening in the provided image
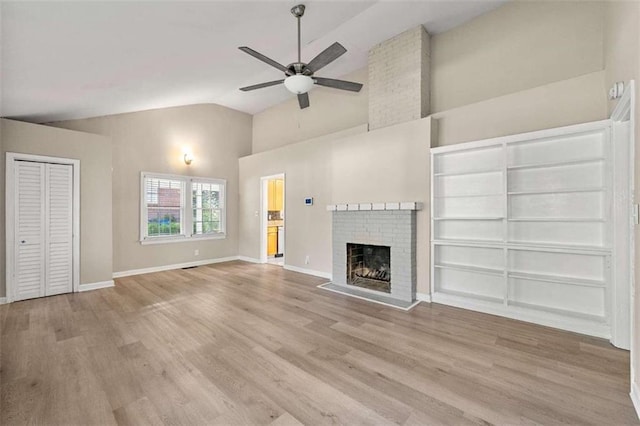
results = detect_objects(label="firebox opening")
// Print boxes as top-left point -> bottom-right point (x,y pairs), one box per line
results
346,243 -> 391,293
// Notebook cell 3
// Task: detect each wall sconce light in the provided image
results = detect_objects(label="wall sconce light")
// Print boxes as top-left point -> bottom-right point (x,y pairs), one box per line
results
184,152 -> 193,165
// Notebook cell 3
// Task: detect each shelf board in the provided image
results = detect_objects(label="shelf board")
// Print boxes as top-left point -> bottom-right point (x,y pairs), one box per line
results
433,169 -> 502,178
507,157 -> 604,171
432,239 -> 504,247
506,241 -> 610,254
508,217 -> 605,223
434,193 -> 503,199
435,263 -> 504,277
507,187 -> 605,196
507,300 -> 606,323
432,239 -> 611,254
508,271 -> 605,288
434,217 -> 504,221
434,289 -> 503,304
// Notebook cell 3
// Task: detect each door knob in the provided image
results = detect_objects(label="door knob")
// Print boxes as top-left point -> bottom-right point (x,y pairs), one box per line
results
20,240 -> 26,244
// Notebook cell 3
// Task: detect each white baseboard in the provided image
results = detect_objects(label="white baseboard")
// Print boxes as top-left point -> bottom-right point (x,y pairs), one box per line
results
113,256 -> 239,278
283,264 -> 332,279
416,292 -> 432,303
79,280 -> 115,292
237,256 -> 262,264
632,382 -> 640,420
0,297 -> 7,305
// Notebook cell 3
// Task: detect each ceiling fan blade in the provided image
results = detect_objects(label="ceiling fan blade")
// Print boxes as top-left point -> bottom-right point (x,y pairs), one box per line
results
314,77 -> 363,92
306,42 -> 347,73
239,46 -> 290,74
239,80 -> 284,92
297,93 -> 310,109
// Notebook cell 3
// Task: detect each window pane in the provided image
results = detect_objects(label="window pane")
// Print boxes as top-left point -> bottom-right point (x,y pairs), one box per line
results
192,180 -> 223,235
145,177 -> 183,237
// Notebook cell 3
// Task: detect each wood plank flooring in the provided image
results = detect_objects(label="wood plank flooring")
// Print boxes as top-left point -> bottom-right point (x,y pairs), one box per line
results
1,261 -> 638,425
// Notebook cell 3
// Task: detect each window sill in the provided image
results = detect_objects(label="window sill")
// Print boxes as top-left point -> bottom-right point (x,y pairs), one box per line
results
140,233 -> 226,245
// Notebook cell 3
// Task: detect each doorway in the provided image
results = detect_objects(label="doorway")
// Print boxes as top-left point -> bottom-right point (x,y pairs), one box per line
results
5,153 -> 80,302
260,174 -> 285,266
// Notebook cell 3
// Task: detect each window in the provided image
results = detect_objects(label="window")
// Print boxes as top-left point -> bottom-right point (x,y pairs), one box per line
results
141,172 -> 226,244
145,177 -> 184,238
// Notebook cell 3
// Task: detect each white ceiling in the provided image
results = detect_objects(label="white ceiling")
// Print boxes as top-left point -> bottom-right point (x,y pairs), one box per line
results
1,1 -> 505,123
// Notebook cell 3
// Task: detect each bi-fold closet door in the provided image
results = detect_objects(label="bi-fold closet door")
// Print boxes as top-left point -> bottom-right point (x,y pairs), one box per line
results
14,160 -> 74,301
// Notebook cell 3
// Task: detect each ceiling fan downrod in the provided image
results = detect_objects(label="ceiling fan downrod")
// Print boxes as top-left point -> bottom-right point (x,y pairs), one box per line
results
291,4 -> 305,64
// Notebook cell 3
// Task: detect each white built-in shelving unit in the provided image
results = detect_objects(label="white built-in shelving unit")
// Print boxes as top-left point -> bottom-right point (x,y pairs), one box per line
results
430,120 -> 632,340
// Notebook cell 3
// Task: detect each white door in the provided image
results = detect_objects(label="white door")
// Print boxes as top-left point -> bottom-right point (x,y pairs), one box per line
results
14,160 -> 73,301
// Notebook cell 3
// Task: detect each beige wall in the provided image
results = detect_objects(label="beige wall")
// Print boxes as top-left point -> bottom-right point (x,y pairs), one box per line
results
430,1 -> 604,113
52,104 -> 252,274
603,0 -> 640,402
0,119 -> 113,297
251,68 -> 368,154
239,118 -> 432,293
432,71 -> 607,146
429,0 -> 609,146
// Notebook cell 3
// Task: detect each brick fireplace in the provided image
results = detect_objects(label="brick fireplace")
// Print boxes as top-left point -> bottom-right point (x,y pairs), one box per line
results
327,203 -> 420,305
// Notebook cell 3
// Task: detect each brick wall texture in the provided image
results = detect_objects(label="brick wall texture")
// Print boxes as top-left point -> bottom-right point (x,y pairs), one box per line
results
368,25 -> 431,131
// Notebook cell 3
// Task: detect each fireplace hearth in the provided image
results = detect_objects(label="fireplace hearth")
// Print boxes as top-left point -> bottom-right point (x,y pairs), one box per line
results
347,243 -> 391,293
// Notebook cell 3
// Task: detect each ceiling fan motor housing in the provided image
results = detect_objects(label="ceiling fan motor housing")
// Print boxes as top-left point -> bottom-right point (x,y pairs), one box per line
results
287,62 -> 312,76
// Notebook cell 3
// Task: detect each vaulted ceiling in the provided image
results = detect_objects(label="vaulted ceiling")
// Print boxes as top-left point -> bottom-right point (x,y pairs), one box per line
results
1,1 -> 505,123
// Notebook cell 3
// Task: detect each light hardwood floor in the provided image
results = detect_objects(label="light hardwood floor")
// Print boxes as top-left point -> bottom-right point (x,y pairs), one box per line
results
1,261 -> 638,425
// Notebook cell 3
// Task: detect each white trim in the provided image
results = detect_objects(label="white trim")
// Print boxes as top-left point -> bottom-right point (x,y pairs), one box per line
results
431,292 -> 610,339
326,202 -> 423,211
611,81 -> 634,122
631,382 -> 640,421
238,256 -> 262,264
283,264 -> 332,279
317,283 -> 421,311
416,292 -> 432,303
431,119 -> 612,154
610,80 -> 635,351
79,280 -> 114,292
140,233 -> 226,245
5,152 -> 81,303
113,256 -> 239,278
0,297 -> 7,305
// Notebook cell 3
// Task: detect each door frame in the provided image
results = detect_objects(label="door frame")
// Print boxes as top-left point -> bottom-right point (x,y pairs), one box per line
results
260,173 -> 285,264
610,80 -> 635,350
5,152 -> 80,302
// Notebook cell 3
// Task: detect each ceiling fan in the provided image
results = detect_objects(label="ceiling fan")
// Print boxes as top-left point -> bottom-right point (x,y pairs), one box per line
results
238,4 -> 363,109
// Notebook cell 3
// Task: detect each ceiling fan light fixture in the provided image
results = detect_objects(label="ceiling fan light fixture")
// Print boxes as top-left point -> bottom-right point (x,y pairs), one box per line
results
284,74 -> 314,94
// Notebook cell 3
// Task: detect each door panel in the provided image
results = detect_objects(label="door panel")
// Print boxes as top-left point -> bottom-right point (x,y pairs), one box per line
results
46,164 -> 73,296
15,161 -> 46,301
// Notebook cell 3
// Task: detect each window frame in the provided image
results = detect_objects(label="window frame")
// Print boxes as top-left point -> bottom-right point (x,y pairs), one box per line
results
140,172 -> 227,245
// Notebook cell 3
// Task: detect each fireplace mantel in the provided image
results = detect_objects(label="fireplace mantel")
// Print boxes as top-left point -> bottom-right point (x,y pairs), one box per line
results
326,202 -> 423,211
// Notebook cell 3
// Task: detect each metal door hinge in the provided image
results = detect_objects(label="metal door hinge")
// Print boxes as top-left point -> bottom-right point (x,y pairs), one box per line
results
633,204 -> 639,225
